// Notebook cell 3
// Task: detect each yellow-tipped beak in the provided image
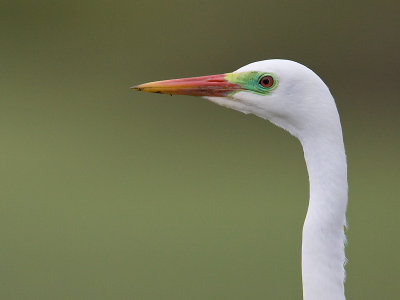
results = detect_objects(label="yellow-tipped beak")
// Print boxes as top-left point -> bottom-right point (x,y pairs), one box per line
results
131,73 -> 242,97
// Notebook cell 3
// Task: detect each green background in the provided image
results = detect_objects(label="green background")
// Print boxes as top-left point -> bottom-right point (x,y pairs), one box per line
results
1,0 -> 399,299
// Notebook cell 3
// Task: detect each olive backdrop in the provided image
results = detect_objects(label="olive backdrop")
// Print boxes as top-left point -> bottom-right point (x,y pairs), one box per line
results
1,0 -> 399,299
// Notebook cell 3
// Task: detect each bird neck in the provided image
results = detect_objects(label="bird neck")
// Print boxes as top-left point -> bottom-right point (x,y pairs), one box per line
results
300,125 -> 348,300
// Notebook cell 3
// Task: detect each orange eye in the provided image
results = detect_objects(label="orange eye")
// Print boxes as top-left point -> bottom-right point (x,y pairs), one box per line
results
259,75 -> 274,88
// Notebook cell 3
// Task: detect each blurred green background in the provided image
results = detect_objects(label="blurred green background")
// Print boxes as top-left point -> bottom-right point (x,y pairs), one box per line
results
1,0 -> 399,299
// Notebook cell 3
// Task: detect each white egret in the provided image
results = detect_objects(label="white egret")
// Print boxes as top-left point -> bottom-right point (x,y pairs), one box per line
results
132,59 -> 348,300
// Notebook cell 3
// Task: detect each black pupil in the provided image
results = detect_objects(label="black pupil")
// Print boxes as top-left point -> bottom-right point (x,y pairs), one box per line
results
262,77 -> 270,86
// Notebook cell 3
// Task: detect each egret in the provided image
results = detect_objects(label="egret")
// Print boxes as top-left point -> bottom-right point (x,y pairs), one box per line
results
132,59 -> 348,300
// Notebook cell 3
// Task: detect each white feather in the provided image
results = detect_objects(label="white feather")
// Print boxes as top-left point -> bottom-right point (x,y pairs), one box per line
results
207,59 -> 348,300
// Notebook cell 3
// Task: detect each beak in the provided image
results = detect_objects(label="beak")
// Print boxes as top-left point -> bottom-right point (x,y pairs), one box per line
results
131,73 -> 242,97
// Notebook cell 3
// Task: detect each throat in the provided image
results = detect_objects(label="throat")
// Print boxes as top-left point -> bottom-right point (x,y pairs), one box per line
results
300,131 -> 348,300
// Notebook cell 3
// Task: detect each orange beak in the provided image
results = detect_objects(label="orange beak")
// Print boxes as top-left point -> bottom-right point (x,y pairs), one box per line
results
131,74 -> 242,97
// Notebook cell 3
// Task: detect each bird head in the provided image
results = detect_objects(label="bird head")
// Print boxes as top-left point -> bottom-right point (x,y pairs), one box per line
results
132,59 -> 337,139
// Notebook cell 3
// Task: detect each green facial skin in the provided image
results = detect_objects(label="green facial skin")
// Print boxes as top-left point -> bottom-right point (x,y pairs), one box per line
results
225,71 -> 278,97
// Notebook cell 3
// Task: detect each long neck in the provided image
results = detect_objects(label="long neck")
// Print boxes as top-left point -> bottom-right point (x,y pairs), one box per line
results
300,122 -> 348,300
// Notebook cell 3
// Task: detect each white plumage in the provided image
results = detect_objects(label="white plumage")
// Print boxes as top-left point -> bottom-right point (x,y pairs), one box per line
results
209,60 -> 348,300
134,59 -> 348,300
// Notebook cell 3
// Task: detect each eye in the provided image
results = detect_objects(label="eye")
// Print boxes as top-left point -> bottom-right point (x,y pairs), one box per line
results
259,75 -> 274,88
